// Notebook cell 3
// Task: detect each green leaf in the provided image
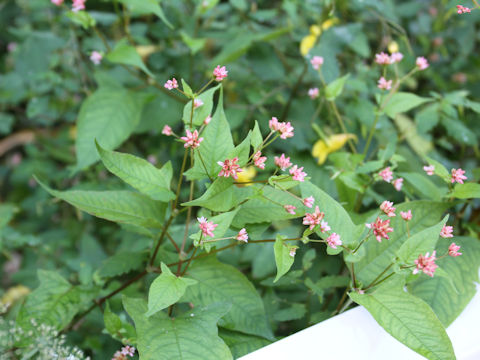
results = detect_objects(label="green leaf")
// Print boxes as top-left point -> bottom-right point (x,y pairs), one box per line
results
325,74 -> 350,101
397,216 -> 448,264
441,116 -> 478,146
251,120 -> 263,150
75,87 -> 144,170
123,297 -> 232,360
300,181 -> 356,245
184,88 -> 234,180
97,251 -> 148,279
106,39 -> 154,77
36,178 -> 166,229
182,257 -> 273,340
399,172 -> 448,201
16,270 -> 98,331
219,329 -> 271,359
146,263 -> 197,317
273,303 -> 306,321
182,84 -> 221,127
96,141 -> 175,202
274,235 -> 296,283
409,237 -> 480,326
393,114 -> 432,156
384,92 -> 432,118
117,0 -> 173,29
450,183 -> 480,199
183,177 -> 254,212
356,160 -> 384,174
104,302 -> 136,343
181,79 -> 194,98
180,31 -> 206,54
0,203 -> 18,229
228,132 -> 251,165
350,278 -> 455,360
424,156 -> 450,181
232,185 -> 302,228
65,11 -> 96,29
356,201 -> 451,285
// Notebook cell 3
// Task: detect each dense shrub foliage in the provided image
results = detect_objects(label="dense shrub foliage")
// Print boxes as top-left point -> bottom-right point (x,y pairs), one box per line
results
1,1 -> 480,359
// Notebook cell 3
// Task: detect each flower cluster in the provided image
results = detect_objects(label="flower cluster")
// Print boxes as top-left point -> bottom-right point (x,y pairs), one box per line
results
164,78 -> 178,90
413,251 -> 438,277
269,117 -> 294,139
274,153 -> 292,171
90,51 -> 102,65
366,218 -> 394,242
112,346 -> 136,360
236,228 -> 249,242
198,217 -> 218,238
289,165 -> 307,182
380,201 -> 396,217
310,56 -> 324,70
456,5 -> 471,14
218,157 -> 242,179
377,167 -> 403,191
180,129 -> 203,149
308,87 -> 319,99
72,0 -> 86,12
253,151 -> 267,169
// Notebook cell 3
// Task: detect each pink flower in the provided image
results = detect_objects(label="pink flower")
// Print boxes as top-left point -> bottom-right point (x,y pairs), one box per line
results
147,155 -> 157,165
278,121 -> 294,139
90,51 -> 102,65
289,165 -> 307,182
213,65 -> 228,81
236,228 -> 249,243
416,56 -> 429,70
393,178 -> 403,191
375,52 -> 391,65
380,201 -> 396,217
180,129 -> 203,149
413,251 -> 438,277
218,157 -> 242,179
310,56 -> 324,70
366,217 -> 394,242
194,99 -> 204,109
308,87 -> 319,99
319,220 -> 331,233
390,52 -> 404,63
72,0 -> 86,12
303,196 -> 315,208
440,225 -> 453,238
303,206 -> 325,230
253,151 -> 267,170
197,217 -> 218,238
204,115 -> 212,125
451,168 -> 467,184
423,165 -> 435,176
326,233 -> 342,249
7,42 -> 17,53
378,167 -> 393,183
164,78 -> 178,90
289,247 -> 297,257
284,205 -> 296,215
121,346 -> 135,357
269,117 -> 280,131
51,0 -> 64,5
377,77 -> 392,90
162,125 -> 173,136
456,5 -> 471,14
274,154 -> 292,171
400,210 -> 412,221
448,243 -> 462,257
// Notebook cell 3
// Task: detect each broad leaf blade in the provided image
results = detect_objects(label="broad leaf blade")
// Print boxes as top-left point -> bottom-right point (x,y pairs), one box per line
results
384,92 -> 432,118
96,141 -> 175,202
350,278 -> 455,360
274,235 -> 295,283
106,39 -> 155,77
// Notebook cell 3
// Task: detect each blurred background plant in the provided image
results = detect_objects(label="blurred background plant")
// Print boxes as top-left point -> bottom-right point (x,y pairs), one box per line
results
1,0 -> 479,358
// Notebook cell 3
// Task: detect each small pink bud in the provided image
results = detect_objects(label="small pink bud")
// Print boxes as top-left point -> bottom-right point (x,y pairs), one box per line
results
213,65 -> 228,81
390,52 -> 403,63
217,157 -> 242,179
400,210 -> 412,221
197,217 -> 218,238
180,129 -> 203,149
164,78 -> 178,90
448,243 -> 462,257
416,56 -> 429,70
204,115 -> 212,125
194,99 -> 204,109
308,87 -> 319,99
72,0 -> 86,12
289,165 -> 307,182
423,165 -> 435,176
289,247 -> 297,257
303,196 -> 314,208
440,225 -> 453,238
377,77 -> 392,90
380,201 -> 396,217
253,151 -> 267,170
162,125 -> 173,136
51,0 -> 64,5
326,233 -> 342,249
274,153 -> 292,171
310,56 -> 324,70
451,168 -> 467,184
302,206 -> 325,230
236,228 -> 249,243
393,178 -> 403,191
284,205 -> 296,215
375,52 -> 391,65
413,251 -> 437,277
89,51 -> 102,65
378,167 -> 393,183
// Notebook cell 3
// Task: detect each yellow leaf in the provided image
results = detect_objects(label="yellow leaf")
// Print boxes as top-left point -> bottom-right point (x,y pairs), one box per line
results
235,166 -> 257,187
1,285 -> 30,306
312,134 -> 356,164
300,34 -> 317,56
321,18 -> 339,30
388,41 -> 399,54
135,45 -> 161,61
309,25 -> 321,37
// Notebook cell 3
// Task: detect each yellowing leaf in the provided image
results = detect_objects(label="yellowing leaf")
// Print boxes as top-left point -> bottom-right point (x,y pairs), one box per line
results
321,18 -> 339,30
309,25 -> 321,36
312,134 -> 356,164
135,45 -> 160,61
235,166 -> 257,186
300,34 -> 317,56
1,285 -> 30,305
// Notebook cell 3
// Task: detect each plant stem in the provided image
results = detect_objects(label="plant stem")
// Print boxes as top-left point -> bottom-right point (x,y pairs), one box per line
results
172,149 -> 189,211
149,215 -> 175,266
197,78 -> 214,95
280,62 -> 308,122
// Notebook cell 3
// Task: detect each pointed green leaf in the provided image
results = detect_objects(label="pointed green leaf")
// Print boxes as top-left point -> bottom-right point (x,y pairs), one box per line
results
251,120 -> 263,150
104,302 -> 136,343
300,181 -> 356,245
96,141 -> 175,202
409,237 -> 480,326
384,92 -> 432,118
96,251 -> 148,279
350,278 -> 455,360
16,270 -> 98,331
106,39 -> 154,77
36,177 -> 166,229
75,86 -> 144,170
356,201 -> 451,285
274,235 -> 296,283
325,74 -> 350,101
397,216 -> 448,264
117,0 -> 173,29
450,183 -> 480,199
66,11 -> 96,29
182,257 -> 273,340
146,263 -> 197,317
399,172 -> 448,201
123,297 -> 232,360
